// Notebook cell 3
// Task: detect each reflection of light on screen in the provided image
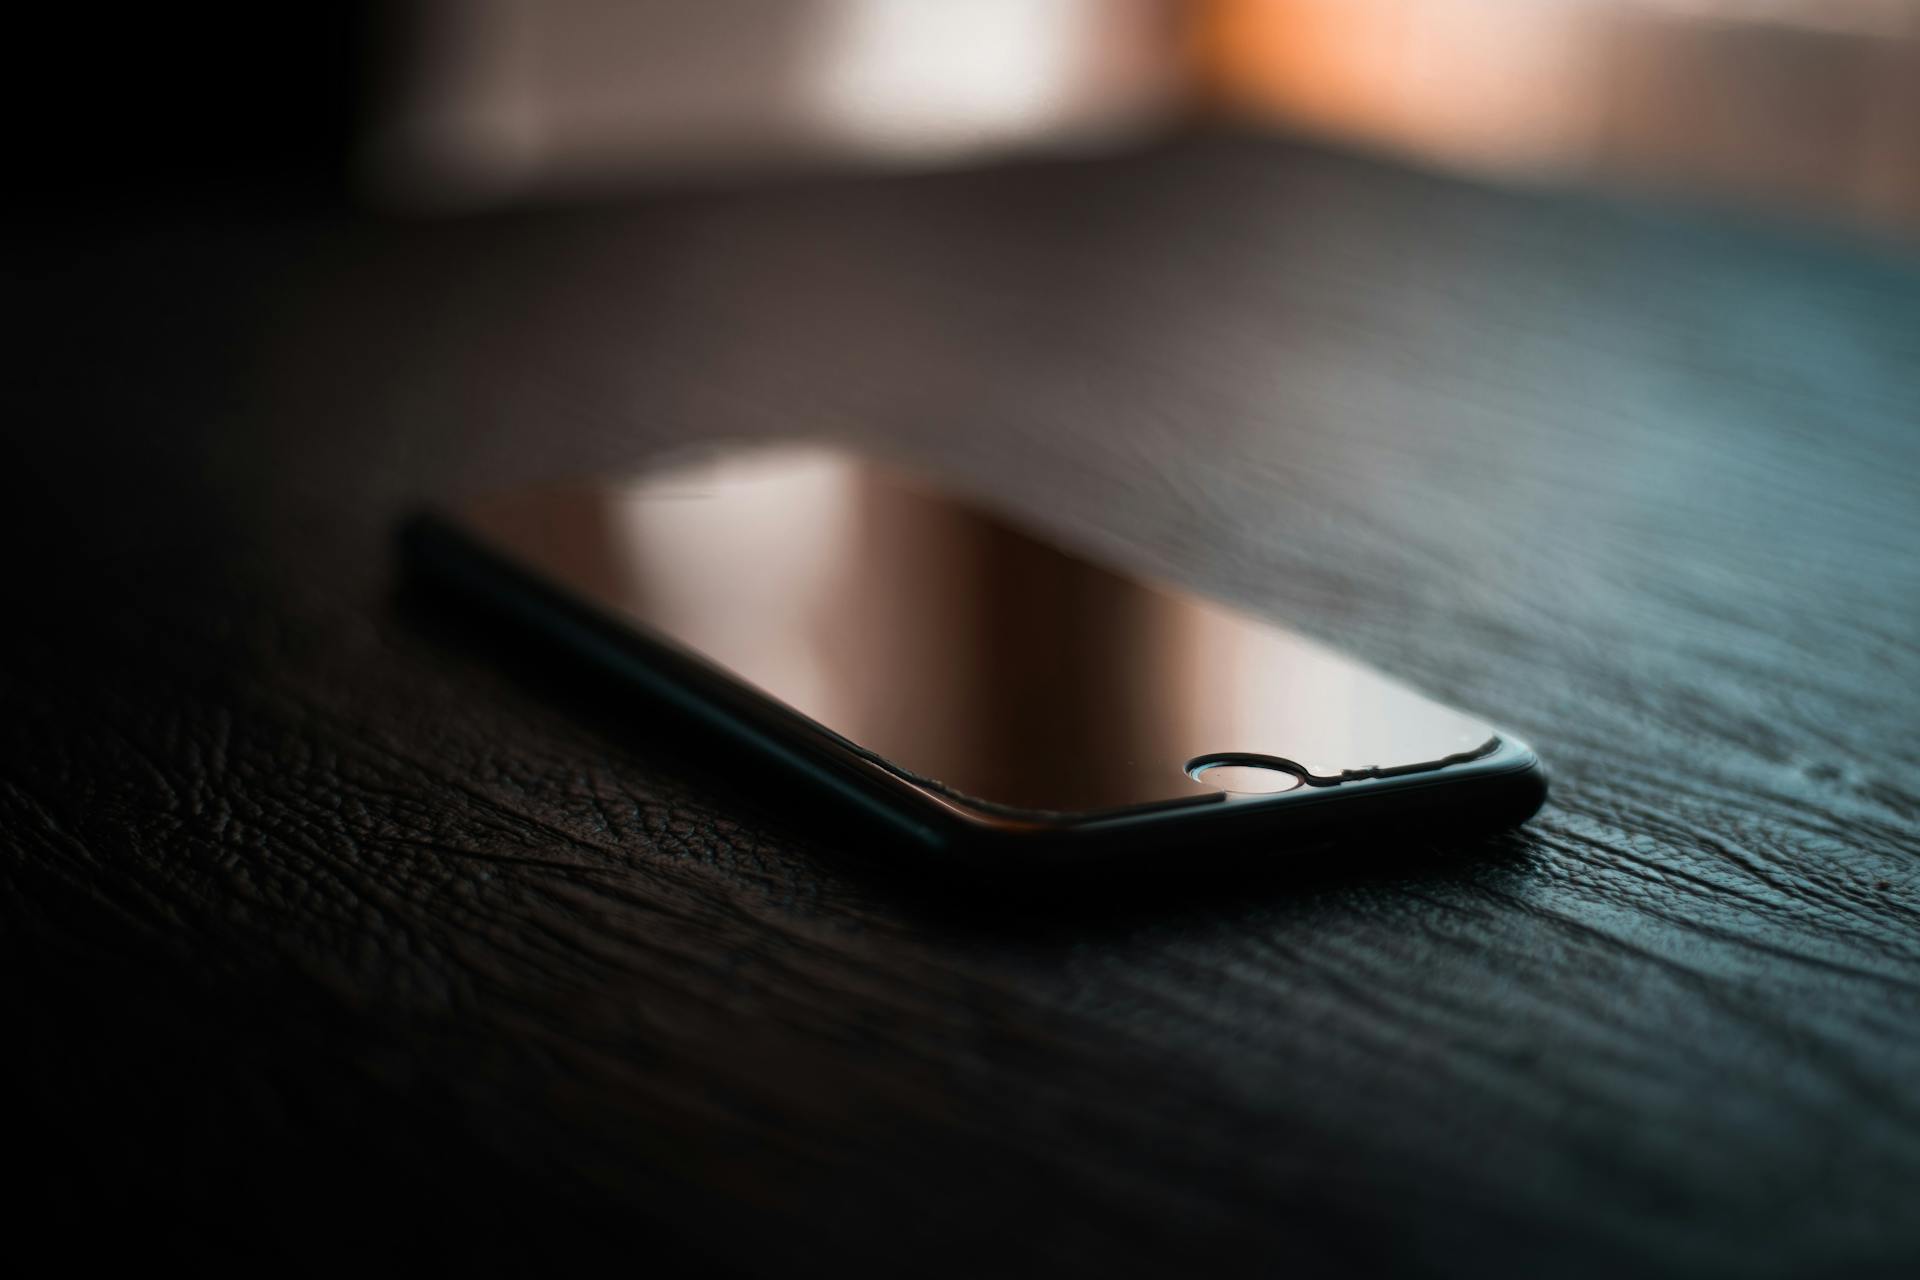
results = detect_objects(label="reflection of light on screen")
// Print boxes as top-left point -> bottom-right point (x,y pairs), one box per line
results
463,450 -> 1501,810
614,453 -> 859,716
1168,597 -> 1488,779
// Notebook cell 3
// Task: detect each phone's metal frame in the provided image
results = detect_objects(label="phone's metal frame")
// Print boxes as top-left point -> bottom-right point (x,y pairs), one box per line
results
402,511 -> 1546,870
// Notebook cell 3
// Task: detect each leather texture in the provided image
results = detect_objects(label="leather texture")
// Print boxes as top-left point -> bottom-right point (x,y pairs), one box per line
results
5,136 -> 1919,1275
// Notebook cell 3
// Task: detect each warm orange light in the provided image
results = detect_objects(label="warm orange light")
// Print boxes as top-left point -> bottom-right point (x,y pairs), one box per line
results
1197,0 -> 1605,175
1192,0 -> 1920,233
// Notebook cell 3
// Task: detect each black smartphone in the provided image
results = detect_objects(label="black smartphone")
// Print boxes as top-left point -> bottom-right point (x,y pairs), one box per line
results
402,447 -> 1544,869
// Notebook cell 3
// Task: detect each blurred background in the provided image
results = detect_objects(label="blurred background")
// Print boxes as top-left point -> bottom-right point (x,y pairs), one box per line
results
24,0 -> 1920,237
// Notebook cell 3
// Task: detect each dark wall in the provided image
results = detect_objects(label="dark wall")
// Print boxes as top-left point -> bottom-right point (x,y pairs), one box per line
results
11,5 -> 378,206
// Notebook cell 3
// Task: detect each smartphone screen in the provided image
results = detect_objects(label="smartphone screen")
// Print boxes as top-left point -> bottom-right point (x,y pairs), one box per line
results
446,449 -> 1499,819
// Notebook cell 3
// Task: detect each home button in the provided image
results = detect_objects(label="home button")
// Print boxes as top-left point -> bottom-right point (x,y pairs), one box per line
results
1186,755 -> 1308,795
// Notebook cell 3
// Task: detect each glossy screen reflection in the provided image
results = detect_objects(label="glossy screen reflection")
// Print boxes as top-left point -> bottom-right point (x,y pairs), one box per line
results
459,450 -> 1497,816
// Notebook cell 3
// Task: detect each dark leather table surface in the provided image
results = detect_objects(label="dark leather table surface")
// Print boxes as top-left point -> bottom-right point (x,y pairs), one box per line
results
8,135 -> 1920,1275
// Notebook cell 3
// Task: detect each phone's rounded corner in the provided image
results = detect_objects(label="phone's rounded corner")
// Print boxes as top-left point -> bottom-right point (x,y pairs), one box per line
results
1476,733 -> 1549,826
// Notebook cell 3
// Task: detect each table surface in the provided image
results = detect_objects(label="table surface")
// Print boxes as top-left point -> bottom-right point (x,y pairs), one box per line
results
8,135 -> 1920,1275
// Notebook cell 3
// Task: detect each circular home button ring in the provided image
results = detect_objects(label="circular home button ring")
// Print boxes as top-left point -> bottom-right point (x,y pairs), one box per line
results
1187,754 -> 1309,795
